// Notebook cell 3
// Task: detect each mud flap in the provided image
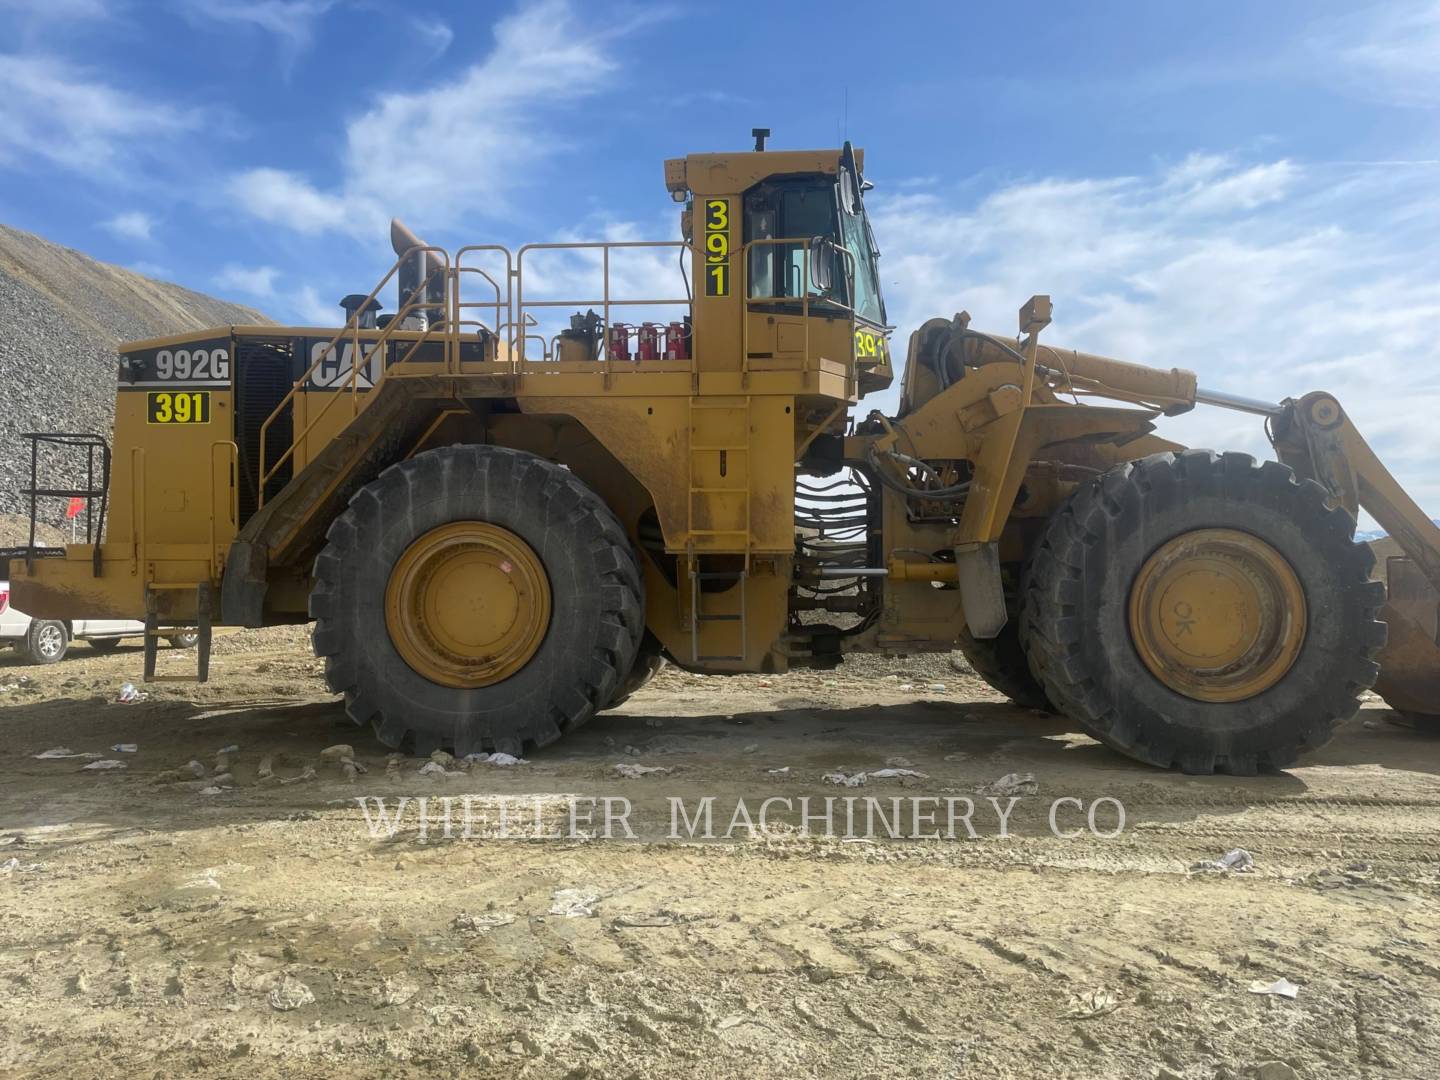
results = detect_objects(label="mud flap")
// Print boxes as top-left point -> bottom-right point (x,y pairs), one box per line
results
221,540 -> 268,628
957,542 -> 1007,640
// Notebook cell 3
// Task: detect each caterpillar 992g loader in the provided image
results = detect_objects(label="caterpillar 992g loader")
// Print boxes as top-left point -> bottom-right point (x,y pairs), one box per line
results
8,135 -> 1439,773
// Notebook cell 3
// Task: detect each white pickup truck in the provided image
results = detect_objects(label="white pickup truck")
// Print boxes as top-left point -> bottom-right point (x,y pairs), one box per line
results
0,579 -> 197,664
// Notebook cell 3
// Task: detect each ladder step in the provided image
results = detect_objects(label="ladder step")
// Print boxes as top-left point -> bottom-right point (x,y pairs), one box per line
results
144,675 -> 202,684
697,613 -> 742,622
697,654 -> 745,662
690,445 -> 750,452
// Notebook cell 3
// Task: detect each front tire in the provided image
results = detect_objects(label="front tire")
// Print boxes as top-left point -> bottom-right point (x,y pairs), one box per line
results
1023,450 -> 1385,774
311,445 -> 644,756
24,620 -> 69,664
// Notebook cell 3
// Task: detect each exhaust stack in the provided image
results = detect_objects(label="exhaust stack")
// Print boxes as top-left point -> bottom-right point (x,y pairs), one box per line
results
390,218 -> 445,330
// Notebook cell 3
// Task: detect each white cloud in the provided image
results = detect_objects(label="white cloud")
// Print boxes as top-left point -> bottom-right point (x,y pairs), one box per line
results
293,284 -> 343,326
1313,1 -> 1440,106
101,210 -> 155,241
412,16 -> 453,58
178,0 -> 337,67
1166,156 -> 1297,214
869,154 -> 1440,518
0,54 -> 201,170
228,167 -> 365,236
214,263 -> 281,298
227,0 -> 625,238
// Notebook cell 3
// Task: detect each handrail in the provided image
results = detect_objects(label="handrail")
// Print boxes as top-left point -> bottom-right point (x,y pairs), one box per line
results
253,238 -> 704,506
454,244 -> 513,368
257,246 -> 451,502
514,241 -> 692,370
209,440 -> 237,580
739,237 -> 856,379
130,446 -> 146,576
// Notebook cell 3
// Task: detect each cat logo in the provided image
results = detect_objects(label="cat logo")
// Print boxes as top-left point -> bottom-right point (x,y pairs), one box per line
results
308,340 -> 382,390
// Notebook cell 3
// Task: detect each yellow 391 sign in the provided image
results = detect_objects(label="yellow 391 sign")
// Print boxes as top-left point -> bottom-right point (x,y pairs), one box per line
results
147,390 -> 211,424
703,198 -> 730,296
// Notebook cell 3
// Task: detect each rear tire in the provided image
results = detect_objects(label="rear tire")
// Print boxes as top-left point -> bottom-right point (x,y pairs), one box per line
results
605,631 -> 666,709
24,620 -> 69,664
168,632 -> 200,650
1023,450 -> 1386,774
955,622 -> 1052,711
311,445 -> 644,756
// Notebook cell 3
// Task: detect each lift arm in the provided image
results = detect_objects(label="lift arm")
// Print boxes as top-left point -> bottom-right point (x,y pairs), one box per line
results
1268,390 -> 1440,593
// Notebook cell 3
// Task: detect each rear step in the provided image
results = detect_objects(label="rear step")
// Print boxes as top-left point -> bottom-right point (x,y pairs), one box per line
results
143,583 -> 213,684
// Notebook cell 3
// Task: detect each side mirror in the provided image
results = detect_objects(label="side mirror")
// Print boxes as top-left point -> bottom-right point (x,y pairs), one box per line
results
809,237 -> 834,293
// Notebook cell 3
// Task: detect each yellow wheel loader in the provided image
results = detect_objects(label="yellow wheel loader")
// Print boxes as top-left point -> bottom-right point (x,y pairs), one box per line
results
8,134 -> 1438,772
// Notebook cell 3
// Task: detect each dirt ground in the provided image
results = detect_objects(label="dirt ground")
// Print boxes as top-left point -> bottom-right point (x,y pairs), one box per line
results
1,628 -> 1438,1079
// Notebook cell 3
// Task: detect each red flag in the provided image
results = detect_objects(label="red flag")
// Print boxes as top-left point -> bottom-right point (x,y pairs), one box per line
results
65,497 -> 84,520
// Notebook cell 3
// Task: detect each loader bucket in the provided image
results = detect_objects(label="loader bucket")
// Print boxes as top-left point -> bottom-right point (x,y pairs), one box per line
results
1371,539 -> 1440,727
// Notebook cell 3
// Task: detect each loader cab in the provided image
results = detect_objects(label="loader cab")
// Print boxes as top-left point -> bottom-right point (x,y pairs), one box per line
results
670,140 -> 891,384
741,146 -> 886,329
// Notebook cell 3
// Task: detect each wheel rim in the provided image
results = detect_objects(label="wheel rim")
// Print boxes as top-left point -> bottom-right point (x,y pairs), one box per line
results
37,624 -> 63,657
1128,528 -> 1306,703
384,522 -> 550,688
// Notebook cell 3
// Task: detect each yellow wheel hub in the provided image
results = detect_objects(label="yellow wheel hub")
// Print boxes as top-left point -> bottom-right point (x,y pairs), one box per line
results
1128,528 -> 1306,703
385,522 -> 550,688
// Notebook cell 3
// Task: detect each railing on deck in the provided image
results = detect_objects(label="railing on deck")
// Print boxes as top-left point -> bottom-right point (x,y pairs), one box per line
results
256,239 -> 703,503
13,433 -> 110,576
514,241 -> 693,372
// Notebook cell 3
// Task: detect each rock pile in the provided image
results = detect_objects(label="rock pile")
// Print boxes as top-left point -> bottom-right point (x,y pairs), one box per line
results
0,224 -> 268,528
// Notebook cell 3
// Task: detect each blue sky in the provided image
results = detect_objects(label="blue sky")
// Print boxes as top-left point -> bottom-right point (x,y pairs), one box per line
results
1,0 -> 1438,515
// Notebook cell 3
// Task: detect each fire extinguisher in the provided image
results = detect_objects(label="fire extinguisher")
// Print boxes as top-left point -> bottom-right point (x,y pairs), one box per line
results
607,324 -> 630,361
637,322 -> 660,362
665,320 -> 690,360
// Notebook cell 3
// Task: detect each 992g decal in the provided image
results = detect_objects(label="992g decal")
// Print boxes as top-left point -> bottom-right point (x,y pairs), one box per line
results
119,338 -> 232,388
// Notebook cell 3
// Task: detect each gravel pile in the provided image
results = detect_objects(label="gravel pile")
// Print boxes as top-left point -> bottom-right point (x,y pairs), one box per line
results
0,224 -> 268,529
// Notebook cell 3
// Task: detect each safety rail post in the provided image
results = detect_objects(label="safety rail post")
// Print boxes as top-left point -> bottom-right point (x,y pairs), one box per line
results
209,441 -> 238,582
130,446 -> 146,578
738,237 -> 856,382
258,246 -> 451,505
513,240 -> 692,373
453,244 -> 514,371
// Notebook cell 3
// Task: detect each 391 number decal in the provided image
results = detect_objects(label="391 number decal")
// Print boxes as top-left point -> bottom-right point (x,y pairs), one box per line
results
703,198 -> 730,297
854,329 -> 885,359
147,391 -> 211,425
